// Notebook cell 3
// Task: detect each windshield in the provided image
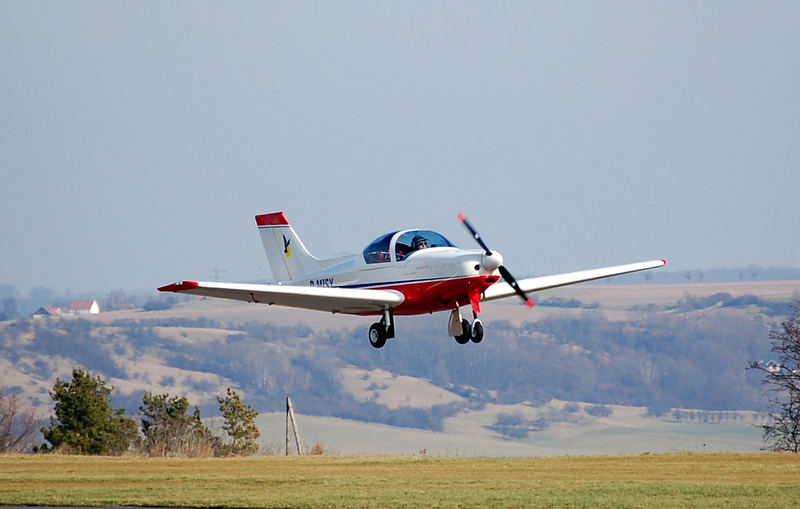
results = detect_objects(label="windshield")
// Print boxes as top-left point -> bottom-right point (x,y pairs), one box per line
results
395,230 -> 455,261
363,231 -> 396,264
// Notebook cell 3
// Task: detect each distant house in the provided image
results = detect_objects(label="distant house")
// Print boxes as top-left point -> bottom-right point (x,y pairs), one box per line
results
31,306 -> 62,319
69,299 -> 100,315
30,300 -> 100,318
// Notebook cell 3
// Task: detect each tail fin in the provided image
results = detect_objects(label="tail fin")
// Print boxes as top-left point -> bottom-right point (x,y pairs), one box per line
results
255,212 -> 321,281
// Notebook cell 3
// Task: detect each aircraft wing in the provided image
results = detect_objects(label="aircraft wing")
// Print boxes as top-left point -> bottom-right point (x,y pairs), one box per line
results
482,259 -> 667,302
157,281 -> 405,314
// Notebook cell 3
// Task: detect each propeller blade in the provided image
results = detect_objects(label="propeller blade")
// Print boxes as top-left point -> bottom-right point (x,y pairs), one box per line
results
458,212 -> 533,309
457,212 -> 492,255
498,265 -> 534,308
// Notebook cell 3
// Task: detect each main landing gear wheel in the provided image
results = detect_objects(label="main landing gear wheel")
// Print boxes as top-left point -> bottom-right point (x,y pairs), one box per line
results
368,311 -> 395,349
454,319 -> 471,345
369,323 -> 386,349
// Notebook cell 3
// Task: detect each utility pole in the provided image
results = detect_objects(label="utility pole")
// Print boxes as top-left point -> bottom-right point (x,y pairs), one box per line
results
285,396 -> 303,455
208,266 -> 227,282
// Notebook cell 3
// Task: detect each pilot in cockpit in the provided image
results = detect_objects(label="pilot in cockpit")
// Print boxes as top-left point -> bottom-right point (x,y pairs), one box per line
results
412,234 -> 428,250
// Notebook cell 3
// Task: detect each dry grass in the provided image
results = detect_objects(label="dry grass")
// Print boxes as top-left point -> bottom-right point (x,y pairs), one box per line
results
0,453 -> 798,508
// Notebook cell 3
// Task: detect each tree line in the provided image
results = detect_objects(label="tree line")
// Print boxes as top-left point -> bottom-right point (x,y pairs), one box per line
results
11,367 -> 260,456
0,303 -> 779,429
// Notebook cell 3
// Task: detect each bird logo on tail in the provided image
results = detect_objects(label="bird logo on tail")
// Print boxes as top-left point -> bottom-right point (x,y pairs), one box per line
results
283,235 -> 292,258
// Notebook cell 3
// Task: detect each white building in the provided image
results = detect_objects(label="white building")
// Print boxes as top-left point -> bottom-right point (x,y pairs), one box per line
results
31,300 -> 100,318
68,300 -> 100,315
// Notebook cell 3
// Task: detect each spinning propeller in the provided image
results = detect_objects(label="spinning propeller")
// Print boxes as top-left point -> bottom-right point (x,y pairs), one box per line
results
458,213 -> 534,309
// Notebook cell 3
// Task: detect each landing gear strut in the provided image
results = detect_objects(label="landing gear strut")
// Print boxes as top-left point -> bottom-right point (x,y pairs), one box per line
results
368,309 -> 395,349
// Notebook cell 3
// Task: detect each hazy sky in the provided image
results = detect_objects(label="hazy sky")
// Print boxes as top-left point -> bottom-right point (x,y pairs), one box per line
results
2,2 -> 798,295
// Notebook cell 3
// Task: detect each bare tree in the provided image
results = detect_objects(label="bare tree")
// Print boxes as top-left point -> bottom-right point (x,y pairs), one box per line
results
749,306 -> 800,452
0,389 -> 40,453
139,392 -> 219,457
100,290 -> 137,311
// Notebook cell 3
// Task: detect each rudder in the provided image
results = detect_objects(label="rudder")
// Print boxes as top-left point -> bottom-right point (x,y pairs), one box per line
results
255,212 -> 321,281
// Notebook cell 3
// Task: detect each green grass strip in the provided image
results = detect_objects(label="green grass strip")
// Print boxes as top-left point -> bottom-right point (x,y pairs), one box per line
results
0,453 -> 798,508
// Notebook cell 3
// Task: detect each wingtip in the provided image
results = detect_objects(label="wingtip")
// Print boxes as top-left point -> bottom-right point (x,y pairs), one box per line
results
457,212 -> 465,222
661,259 -> 667,266
158,281 -> 199,292
526,298 -> 534,309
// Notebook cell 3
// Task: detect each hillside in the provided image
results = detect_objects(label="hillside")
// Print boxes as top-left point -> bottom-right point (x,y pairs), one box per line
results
1,280 -> 798,454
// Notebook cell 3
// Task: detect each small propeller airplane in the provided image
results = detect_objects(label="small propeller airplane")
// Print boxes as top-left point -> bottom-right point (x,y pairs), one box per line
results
159,212 -> 666,349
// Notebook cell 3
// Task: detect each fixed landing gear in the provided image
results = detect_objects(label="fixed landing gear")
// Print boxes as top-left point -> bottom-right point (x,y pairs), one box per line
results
368,309 -> 395,349
369,307 -> 485,349
454,318 -> 484,344
449,309 -> 484,345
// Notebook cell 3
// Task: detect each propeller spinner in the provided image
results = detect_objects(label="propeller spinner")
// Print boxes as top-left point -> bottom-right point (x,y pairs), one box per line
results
458,213 -> 534,308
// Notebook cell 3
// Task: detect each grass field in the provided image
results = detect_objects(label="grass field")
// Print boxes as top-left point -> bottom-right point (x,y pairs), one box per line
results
1,453 -> 798,508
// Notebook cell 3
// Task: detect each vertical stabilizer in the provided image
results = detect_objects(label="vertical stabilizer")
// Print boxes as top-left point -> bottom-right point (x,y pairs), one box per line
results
255,212 -> 321,282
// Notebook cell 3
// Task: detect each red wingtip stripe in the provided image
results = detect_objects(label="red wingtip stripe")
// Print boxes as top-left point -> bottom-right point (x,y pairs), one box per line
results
255,212 -> 289,226
457,212 -> 465,222
661,259 -> 667,266
526,299 -> 534,309
158,281 -> 199,292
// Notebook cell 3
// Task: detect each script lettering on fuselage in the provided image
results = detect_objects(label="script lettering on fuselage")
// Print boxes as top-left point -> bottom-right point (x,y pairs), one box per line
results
309,277 -> 335,288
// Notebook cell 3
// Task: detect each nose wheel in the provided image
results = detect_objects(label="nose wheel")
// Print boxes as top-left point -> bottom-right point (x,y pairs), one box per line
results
454,318 -> 484,344
471,319 -> 484,343
454,319 -> 471,344
450,307 -> 484,345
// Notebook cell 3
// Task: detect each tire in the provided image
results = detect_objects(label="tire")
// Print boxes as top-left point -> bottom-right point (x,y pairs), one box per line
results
369,323 -> 386,349
471,320 -> 484,343
454,319 -> 471,345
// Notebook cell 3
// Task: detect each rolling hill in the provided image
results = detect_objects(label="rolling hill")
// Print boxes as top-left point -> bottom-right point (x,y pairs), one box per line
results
1,280 -> 797,454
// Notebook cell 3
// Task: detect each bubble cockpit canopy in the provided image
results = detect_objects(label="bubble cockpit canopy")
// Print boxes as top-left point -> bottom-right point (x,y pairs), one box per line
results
363,229 -> 456,264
